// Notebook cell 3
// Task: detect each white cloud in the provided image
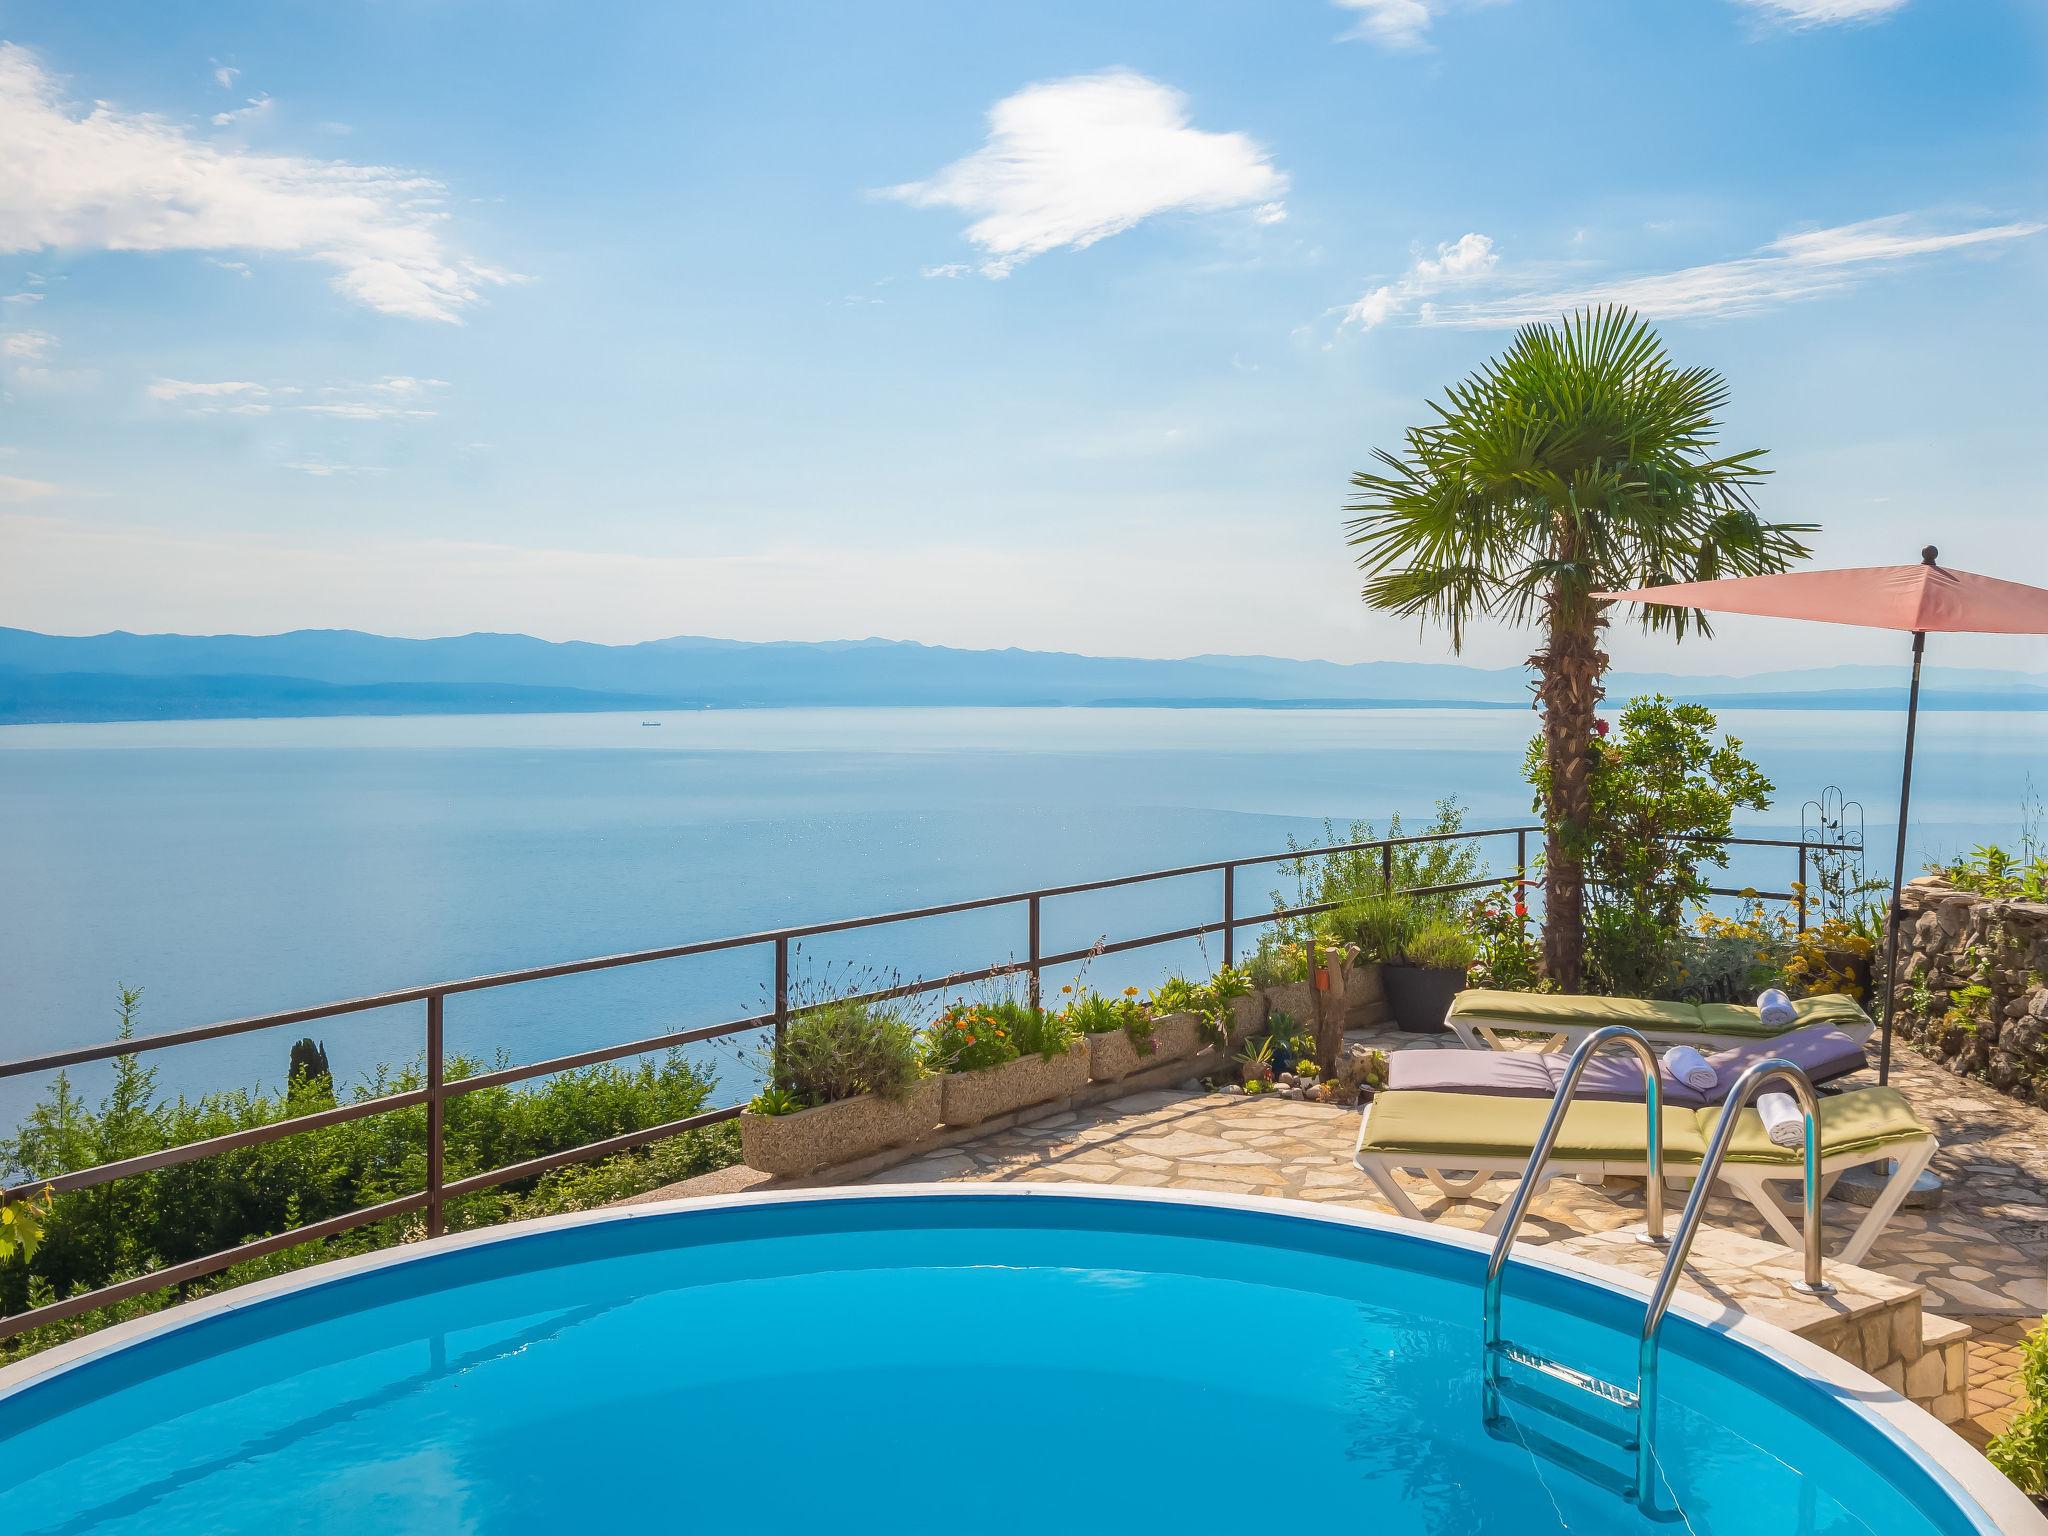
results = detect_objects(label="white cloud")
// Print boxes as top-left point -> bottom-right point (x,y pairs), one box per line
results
148,372 -> 445,420
207,257 -> 252,277
2,291 -> 42,304
0,43 -> 517,322
147,377 -> 266,400
0,472 -> 60,500
1409,215 -> 2041,328
1334,0 -> 1440,50
212,65 -> 239,90
211,94 -> 273,129
373,374 -> 447,396
1732,0 -> 1910,27
921,263 -> 971,279
2,329 -> 55,360
883,69 -> 1288,277
296,400 -> 434,420
1342,231 -> 1497,329
284,457 -> 386,477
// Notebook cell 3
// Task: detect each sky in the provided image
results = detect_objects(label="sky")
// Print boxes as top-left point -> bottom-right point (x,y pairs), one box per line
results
1,0 -> 2045,676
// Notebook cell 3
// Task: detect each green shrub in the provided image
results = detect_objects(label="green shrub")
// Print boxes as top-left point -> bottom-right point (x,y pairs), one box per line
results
1466,881 -> 1543,991
0,990 -> 736,1357
770,999 -> 925,1101
1244,933 -> 1310,987
1150,966 -> 1250,1046
1404,918 -> 1477,972
1660,898 -> 1797,1003
1349,892 -> 1421,965
1275,798 -> 1484,933
1061,986 -> 1154,1051
1990,1317 -> 2048,1496
1531,696 -> 1773,999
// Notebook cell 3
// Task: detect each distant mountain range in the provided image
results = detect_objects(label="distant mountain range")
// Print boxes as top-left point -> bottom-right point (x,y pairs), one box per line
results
2,626 -> 2044,724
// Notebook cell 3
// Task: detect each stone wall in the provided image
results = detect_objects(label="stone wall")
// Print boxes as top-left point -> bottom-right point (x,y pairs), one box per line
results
1890,875 -> 2048,1104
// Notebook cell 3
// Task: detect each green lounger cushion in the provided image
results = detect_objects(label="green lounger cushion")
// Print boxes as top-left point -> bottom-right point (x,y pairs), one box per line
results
1359,1086 -> 1924,1167
1359,1091 -> 1706,1162
1700,1086 -> 1925,1164
1447,991 -> 1700,1029
1450,989 -> 1873,1037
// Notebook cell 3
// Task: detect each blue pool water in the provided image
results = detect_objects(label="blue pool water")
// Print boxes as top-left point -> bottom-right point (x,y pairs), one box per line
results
0,1193 -> 2005,1535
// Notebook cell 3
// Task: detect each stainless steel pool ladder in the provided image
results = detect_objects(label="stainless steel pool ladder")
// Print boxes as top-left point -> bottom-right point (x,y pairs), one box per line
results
1479,1026 -> 1833,1510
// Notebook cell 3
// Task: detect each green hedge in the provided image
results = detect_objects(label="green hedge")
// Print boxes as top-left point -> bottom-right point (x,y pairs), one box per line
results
0,1025 -> 740,1362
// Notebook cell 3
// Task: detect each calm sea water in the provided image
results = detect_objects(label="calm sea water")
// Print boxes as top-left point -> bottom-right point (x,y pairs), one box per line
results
2,705 -> 2041,1125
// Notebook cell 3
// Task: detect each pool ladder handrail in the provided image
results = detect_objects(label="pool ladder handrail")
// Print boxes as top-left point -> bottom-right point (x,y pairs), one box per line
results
1632,1056 -> 1833,1503
1480,1029 -> 1834,1511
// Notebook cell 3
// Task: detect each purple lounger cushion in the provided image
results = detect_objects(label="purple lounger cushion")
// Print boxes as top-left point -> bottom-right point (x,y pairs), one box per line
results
1383,1023 -> 1866,1108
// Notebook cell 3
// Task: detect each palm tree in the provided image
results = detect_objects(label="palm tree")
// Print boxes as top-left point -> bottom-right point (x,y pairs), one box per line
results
1344,306 -> 1811,991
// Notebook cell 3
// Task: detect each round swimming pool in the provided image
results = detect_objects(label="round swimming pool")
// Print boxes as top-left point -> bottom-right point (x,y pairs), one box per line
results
1,1187 -> 2034,1534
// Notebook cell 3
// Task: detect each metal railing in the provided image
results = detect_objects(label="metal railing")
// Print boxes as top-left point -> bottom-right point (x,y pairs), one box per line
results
0,824 -> 1818,1341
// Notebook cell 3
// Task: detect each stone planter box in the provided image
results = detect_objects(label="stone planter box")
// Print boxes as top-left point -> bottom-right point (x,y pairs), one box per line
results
1228,993 -> 1265,1047
738,1077 -> 942,1178
1261,979 -> 1316,1029
1084,1012 -> 1203,1082
940,1040 -> 1090,1127
1342,957 -> 1390,1029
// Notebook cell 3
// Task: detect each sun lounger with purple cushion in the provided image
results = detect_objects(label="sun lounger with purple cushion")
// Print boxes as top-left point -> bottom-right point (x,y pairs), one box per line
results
1383,1023 -> 1866,1108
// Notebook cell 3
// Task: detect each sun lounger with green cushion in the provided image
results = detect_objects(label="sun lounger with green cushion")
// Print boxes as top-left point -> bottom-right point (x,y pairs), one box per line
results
1445,988 -> 1873,1053
1351,1084 -> 1933,1265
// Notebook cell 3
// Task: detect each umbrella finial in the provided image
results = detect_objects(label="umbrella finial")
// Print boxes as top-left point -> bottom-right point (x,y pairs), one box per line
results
1922,545 -> 1940,566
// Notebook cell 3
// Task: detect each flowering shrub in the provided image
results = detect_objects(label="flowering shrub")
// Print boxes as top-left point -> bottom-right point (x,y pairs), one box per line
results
1244,933 -> 1312,987
921,1002 -> 1023,1074
1061,985 -> 1155,1053
1783,913 -> 1876,1001
1466,880 -> 1543,991
1661,897 -> 1796,1003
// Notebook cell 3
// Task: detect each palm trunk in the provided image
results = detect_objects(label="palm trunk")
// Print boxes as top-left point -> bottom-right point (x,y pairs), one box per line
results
1534,597 -> 1606,993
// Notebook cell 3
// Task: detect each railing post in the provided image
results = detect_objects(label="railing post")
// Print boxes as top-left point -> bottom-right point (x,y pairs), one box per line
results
773,936 -> 789,1060
1796,844 -> 1808,932
1221,863 -> 1236,970
425,993 -> 445,1239
1516,827 -> 1528,886
1381,841 -> 1394,893
1027,894 -> 1042,1009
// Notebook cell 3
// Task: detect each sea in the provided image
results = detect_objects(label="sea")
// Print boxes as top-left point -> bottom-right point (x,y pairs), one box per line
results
1,704 -> 2041,1128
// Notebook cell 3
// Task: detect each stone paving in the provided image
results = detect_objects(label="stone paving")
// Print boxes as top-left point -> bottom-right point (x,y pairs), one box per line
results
860,1032 -> 2048,1320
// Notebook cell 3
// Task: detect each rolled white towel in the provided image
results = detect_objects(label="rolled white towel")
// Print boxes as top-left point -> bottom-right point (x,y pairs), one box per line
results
1756,988 -> 1797,1027
1664,1045 -> 1717,1092
1757,1091 -> 1806,1150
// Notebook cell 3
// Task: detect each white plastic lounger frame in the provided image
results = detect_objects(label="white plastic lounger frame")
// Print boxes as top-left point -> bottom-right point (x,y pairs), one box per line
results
1444,1008 -> 1877,1055
1352,1105 -> 1935,1267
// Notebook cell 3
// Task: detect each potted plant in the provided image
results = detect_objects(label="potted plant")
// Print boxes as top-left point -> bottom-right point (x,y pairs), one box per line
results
1382,917 -> 1477,1033
739,1000 -> 940,1177
926,999 -> 1089,1127
1263,1009 -> 1310,1075
1237,1034 -> 1275,1087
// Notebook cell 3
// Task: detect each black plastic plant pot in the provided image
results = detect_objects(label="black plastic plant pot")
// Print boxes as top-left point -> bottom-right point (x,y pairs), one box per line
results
1382,965 -> 1465,1033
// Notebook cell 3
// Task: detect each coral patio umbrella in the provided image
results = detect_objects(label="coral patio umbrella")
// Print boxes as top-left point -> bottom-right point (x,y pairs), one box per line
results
1601,547 -> 2048,1085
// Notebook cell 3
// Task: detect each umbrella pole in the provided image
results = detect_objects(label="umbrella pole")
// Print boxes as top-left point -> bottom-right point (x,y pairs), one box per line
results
1876,628 -> 1927,1087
